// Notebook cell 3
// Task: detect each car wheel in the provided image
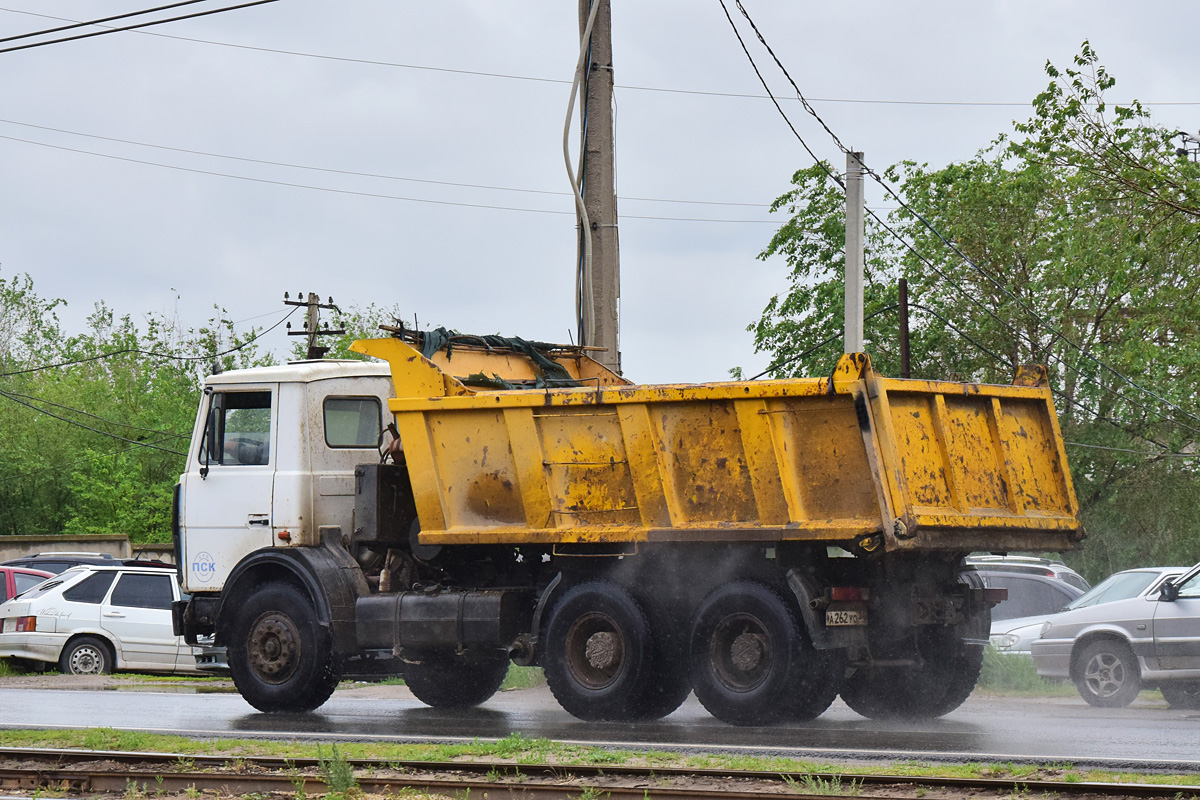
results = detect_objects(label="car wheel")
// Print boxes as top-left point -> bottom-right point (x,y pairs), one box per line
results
1074,639 -> 1141,708
1160,682 -> 1200,710
59,636 -> 113,675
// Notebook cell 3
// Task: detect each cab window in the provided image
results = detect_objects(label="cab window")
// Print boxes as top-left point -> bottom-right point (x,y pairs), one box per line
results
324,397 -> 382,448
203,391 -> 272,466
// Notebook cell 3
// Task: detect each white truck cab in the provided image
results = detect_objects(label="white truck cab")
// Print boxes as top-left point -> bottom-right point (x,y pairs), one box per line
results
177,360 -> 393,594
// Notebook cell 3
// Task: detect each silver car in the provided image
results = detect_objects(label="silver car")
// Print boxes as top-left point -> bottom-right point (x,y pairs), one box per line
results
1031,565 -> 1195,708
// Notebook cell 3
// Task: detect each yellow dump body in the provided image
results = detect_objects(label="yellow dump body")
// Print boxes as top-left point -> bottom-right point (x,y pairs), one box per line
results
352,339 -> 1082,554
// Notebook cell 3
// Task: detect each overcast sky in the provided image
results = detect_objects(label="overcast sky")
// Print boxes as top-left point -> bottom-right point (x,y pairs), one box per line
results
0,1 -> 1195,382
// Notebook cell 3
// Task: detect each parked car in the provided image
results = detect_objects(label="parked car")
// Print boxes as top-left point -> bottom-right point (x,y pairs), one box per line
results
979,571 -> 1088,655
1,552 -> 120,575
966,554 -> 1091,592
1031,565 -> 1193,707
0,566 -> 53,603
0,562 -> 200,675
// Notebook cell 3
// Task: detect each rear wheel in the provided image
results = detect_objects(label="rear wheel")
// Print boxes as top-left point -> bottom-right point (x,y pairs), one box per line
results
59,636 -> 112,675
404,651 -> 510,708
1160,682 -> 1200,710
543,581 -> 660,721
1074,639 -> 1140,708
689,581 -> 833,726
228,583 -> 340,713
841,627 -> 983,719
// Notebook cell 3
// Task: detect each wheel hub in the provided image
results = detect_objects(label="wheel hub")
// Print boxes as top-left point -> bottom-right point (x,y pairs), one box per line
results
247,613 -> 301,684
711,613 -> 771,692
564,612 -> 625,690
70,647 -> 102,675
1084,653 -> 1124,697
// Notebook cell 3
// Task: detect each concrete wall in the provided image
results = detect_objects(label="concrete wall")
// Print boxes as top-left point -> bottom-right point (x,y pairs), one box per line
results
0,535 -> 175,564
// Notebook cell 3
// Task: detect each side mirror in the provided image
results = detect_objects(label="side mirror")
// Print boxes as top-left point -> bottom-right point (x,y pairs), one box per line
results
1160,582 -> 1179,602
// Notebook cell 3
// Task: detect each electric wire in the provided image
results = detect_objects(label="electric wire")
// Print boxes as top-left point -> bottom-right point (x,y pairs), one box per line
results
748,304 -> 897,380
0,133 -> 776,224
0,389 -> 190,440
565,0 -> 602,346
0,0 -> 211,45
0,389 -> 187,456
0,0 -> 280,55
0,306 -> 298,377
2,6 -> 1193,109
0,117 -> 767,209
727,0 -> 1200,436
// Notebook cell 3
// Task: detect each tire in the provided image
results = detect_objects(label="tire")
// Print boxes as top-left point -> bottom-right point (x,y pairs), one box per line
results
1160,682 -> 1200,710
228,582 -> 340,713
633,592 -> 692,720
59,636 -> 113,675
689,581 -> 832,726
543,581 -> 659,721
1073,639 -> 1141,708
404,651 -> 511,708
840,627 -> 983,720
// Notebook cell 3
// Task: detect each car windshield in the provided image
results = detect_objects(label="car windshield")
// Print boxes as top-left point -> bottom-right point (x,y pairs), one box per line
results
1065,570 -> 1162,610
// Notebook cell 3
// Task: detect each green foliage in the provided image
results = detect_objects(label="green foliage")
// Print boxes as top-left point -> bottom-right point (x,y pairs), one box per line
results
0,276 -> 274,540
979,647 -> 1073,695
316,744 -> 358,797
749,44 -> 1200,582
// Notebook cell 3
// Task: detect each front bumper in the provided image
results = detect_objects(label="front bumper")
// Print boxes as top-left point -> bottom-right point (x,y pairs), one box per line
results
1031,639 -> 1073,679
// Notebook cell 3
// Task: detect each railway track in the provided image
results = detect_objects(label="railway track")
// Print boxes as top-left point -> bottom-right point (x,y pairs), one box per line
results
0,747 -> 1196,799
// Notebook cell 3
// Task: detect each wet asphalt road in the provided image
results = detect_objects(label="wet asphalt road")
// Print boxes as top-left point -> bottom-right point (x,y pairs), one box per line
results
3,684 -> 1199,770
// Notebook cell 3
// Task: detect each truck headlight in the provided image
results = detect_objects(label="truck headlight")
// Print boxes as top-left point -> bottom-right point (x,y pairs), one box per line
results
991,633 -> 1019,650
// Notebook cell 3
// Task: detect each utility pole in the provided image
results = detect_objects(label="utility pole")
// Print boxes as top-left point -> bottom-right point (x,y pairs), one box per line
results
898,277 -> 911,378
578,0 -> 621,373
844,151 -> 865,354
284,292 -> 344,360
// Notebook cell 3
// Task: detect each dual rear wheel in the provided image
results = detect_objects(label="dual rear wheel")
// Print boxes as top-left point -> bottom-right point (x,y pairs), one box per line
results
542,579 -> 840,725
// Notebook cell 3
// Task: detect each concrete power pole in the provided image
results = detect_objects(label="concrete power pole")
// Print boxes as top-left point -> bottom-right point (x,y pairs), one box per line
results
844,151 -> 865,354
578,0 -> 621,373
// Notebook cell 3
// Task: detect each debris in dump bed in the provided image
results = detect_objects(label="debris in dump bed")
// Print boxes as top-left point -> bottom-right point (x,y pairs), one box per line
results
380,322 -> 584,388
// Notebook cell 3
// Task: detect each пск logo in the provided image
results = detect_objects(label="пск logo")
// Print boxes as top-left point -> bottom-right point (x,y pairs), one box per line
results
192,551 -> 216,582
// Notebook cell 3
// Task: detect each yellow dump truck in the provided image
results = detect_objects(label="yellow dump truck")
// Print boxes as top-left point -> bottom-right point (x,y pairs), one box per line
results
175,329 -> 1081,724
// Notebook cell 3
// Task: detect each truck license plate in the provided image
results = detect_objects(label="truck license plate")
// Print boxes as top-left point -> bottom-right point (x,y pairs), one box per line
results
826,609 -> 867,626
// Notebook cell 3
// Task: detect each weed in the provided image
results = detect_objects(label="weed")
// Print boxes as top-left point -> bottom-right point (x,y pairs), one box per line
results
318,743 -> 358,798
784,774 -> 863,796
915,788 -> 927,798
122,778 -> 146,800
576,787 -> 607,800
184,785 -> 200,800
290,774 -> 307,800
979,647 -> 1074,696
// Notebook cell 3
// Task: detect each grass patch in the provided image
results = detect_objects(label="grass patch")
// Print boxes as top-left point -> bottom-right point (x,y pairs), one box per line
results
978,647 -> 1075,696
500,665 -> 544,691
0,728 -> 1197,788
0,659 -> 25,677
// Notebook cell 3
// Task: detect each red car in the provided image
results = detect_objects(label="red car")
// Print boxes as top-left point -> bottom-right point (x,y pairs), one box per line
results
0,566 -> 53,603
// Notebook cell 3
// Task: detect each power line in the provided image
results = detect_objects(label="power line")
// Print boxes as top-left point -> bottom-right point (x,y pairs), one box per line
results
2,7 -> 1195,108
0,117 -> 767,209
0,389 -> 187,456
0,132 -> 778,224
0,0 -> 280,56
728,0 -> 1200,436
0,0 -> 212,45
0,389 -> 190,440
0,305 -> 297,377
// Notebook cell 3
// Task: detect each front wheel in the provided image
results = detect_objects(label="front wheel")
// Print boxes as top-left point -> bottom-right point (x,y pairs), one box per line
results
228,583 -> 340,713
59,636 -> 113,675
404,651 -> 511,708
1074,639 -> 1140,708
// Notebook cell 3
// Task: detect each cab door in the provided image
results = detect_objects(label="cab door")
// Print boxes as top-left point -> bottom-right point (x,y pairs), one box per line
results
1153,568 -> 1200,670
179,387 -> 277,593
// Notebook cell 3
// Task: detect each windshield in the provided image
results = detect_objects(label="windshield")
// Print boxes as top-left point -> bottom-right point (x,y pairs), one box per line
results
1065,570 -> 1164,610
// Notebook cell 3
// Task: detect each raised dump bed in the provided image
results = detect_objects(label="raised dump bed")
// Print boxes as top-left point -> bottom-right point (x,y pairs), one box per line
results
352,336 -> 1081,555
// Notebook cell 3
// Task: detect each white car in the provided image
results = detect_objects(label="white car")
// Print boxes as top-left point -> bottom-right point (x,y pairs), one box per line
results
0,562 -> 201,675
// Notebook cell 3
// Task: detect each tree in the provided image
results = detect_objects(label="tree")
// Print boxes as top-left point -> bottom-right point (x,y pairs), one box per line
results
747,45 -> 1200,581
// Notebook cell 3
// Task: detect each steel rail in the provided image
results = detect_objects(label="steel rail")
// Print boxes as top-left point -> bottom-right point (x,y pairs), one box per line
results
0,746 -> 1196,798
